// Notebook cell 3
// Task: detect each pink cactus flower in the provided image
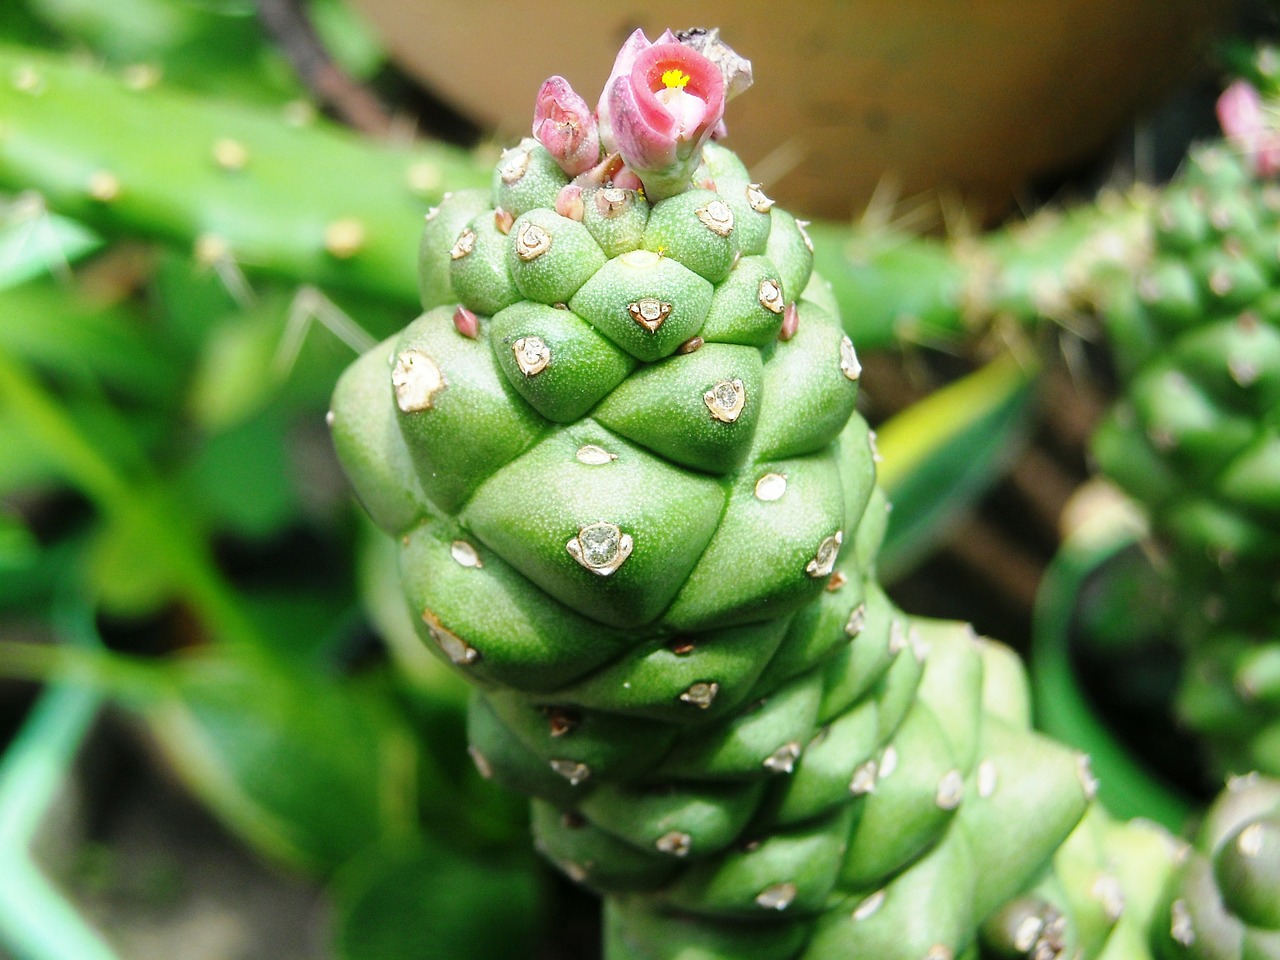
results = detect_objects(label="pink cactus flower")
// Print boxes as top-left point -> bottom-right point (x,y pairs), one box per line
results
606,38 -> 726,199
533,75 -> 601,177
1218,80 -> 1280,179
596,28 -> 676,154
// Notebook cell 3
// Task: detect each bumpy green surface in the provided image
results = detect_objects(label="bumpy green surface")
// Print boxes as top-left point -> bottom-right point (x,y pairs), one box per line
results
1093,146 -> 1280,778
331,140 -> 1097,958
1151,773 -> 1280,959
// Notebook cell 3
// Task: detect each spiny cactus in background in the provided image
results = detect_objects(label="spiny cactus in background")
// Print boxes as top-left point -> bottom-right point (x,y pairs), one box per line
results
1151,773 -> 1280,959
1090,81 -> 1280,779
0,46 -> 484,305
330,28 -> 1121,960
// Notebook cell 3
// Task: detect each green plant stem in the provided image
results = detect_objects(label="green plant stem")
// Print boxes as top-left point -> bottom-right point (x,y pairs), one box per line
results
0,639 -> 163,702
813,189 -> 1154,352
1031,515 -> 1193,832
0,348 -> 261,647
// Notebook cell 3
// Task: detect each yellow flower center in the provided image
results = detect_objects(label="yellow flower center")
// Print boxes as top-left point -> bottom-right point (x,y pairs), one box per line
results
661,68 -> 691,90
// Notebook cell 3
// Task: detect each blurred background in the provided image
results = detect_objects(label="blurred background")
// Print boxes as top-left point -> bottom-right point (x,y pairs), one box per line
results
0,1 -> 1267,958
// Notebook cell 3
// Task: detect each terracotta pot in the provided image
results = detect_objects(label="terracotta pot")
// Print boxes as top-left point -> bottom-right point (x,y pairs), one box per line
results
353,0 -> 1234,219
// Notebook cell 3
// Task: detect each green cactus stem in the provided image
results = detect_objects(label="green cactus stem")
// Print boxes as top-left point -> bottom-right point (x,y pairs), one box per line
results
330,126 -> 1106,957
1091,143 -> 1280,779
0,45 -> 485,305
1151,773 -> 1280,959
807,188 -> 1152,352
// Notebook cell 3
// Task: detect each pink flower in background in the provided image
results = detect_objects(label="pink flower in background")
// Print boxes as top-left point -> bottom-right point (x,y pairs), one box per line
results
532,76 -> 600,176
606,37 -> 725,199
1218,80 -> 1280,178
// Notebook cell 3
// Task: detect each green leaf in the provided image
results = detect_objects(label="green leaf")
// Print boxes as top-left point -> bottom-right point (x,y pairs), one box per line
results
330,837 -> 545,960
26,0 -> 299,103
0,396 -> 167,497
85,490 -> 188,617
0,277 -> 179,402
876,353 -> 1037,581
808,222 -> 969,353
0,508 -> 37,572
311,0 -> 385,80
180,408 -> 297,538
0,210 -> 100,290
147,654 -> 418,874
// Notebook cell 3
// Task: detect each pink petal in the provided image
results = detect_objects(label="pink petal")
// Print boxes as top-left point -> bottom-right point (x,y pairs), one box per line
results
596,28 -> 655,152
533,75 -> 600,176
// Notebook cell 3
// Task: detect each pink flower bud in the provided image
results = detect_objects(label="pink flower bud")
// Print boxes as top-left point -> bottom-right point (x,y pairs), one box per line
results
1218,80 -> 1280,178
453,305 -> 479,339
533,75 -> 601,177
779,302 -> 799,341
607,41 -> 725,200
555,183 -> 585,221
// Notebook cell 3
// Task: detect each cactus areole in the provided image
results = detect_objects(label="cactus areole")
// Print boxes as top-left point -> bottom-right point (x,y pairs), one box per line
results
331,29 -> 1093,959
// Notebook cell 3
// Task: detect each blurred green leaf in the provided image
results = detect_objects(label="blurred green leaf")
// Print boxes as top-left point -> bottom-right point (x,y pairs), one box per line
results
0,2 -> 61,46
25,0 -> 300,103
29,0 -> 197,56
876,353 -> 1037,581
0,508 -> 37,571
809,221 -> 969,353
331,836 -> 544,960
181,408 -> 297,538
187,298 -> 292,431
85,489 -> 187,617
151,251 -> 243,355
148,653 -> 419,873
185,286 -> 391,432
240,585 -> 357,667
0,277 -> 179,402
0,207 -> 100,290
0,397 -> 167,497
311,0 -> 385,80
0,348 -> 260,644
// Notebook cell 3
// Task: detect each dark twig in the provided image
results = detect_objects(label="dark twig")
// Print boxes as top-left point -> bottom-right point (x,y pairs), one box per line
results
254,0 -> 395,136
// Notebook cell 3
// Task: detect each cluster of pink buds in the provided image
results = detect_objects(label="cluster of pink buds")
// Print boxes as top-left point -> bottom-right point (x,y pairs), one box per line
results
1217,80 -> 1280,178
532,27 -> 752,201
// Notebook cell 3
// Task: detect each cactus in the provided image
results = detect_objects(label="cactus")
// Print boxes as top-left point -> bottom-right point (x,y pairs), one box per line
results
980,805 -> 1182,960
1150,773 -> 1280,959
329,29 -> 1111,959
0,45 -> 485,305
1090,137 -> 1280,779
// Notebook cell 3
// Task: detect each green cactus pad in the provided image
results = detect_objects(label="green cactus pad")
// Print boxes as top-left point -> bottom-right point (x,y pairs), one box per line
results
567,250 -> 714,362
643,189 -> 740,284
508,208 -> 608,304
329,338 -> 433,536
1093,145 -> 1280,780
698,256 -> 788,347
420,189 -> 491,309
449,209 -> 522,315
581,186 -> 651,258
460,423 -> 724,627
592,343 -> 764,475
391,308 -> 546,512
491,139 -> 571,218
489,301 -> 636,422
